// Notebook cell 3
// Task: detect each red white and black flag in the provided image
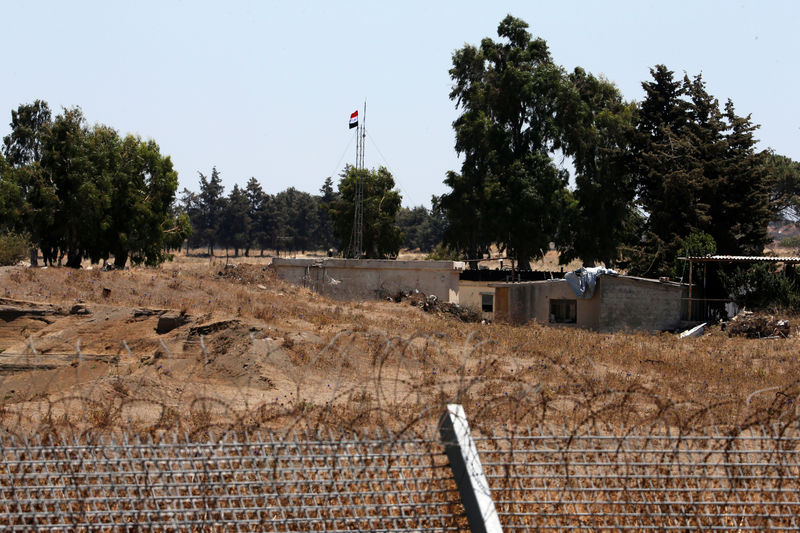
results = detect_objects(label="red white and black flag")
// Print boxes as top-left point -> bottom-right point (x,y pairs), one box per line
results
349,110 -> 358,129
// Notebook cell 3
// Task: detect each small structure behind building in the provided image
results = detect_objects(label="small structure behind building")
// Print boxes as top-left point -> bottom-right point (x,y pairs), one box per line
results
271,258 -> 463,303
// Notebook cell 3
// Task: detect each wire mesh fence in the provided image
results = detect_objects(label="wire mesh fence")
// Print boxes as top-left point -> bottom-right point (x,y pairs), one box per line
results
0,431 -> 466,532
2,418 -> 800,531
477,423 -> 800,531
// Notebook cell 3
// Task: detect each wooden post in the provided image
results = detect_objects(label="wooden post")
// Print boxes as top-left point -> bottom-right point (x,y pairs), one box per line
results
439,404 -> 503,533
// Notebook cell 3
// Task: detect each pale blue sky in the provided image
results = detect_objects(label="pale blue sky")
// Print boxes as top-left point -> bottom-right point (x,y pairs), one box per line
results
2,1 -> 798,207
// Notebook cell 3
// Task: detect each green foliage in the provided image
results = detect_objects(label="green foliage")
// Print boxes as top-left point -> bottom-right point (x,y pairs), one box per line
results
2,100 -> 50,167
556,68 -> 640,267
316,177 -> 338,251
425,243 -> 461,261
273,187 -> 321,253
192,167 -> 225,255
330,166 -> 403,259
395,205 -> 444,252
671,231 -> 717,280
778,235 -> 800,250
720,263 -> 800,311
764,153 -> 800,223
630,67 -> 771,276
219,184 -> 250,256
164,211 -> 192,251
2,101 -> 179,268
441,15 -> 569,271
0,231 -> 29,266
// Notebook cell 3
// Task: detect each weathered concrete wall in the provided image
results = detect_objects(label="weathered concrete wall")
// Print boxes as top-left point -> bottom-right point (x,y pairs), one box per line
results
491,280 -> 596,327
458,281 -> 495,320
597,276 -> 686,332
271,258 -> 461,303
491,276 -> 684,332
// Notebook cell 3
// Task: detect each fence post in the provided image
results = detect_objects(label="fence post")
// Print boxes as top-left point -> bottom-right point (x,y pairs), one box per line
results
439,404 -> 503,533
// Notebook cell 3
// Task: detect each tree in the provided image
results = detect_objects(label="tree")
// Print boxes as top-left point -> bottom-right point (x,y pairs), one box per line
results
244,177 -> 267,256
195,167 -> 225,255
109,135 -> 180,267
219,184 -> 250,256
2,101 -> 55,265
631,67 -> 772,275
765,153 -> 800,222
440,15 -> 569,272
2,100 -> 51,167
556,68 -> 640,266
273,187 -> 320,253
330,165 -> 403,258
714,100 -> 770,255
316,177 -> 338,252
2,101 -> 179,267
396,205 -> 445,252
39,107 -> 112,268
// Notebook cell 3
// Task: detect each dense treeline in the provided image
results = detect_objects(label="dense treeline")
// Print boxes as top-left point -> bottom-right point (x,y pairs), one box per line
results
440,16 -> 800,278
178,165 -> 442,258
4,19 -> 800,278
0,101 -> 187,268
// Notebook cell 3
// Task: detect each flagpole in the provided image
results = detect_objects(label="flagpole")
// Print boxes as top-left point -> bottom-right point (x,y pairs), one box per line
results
351,101 -> 366,258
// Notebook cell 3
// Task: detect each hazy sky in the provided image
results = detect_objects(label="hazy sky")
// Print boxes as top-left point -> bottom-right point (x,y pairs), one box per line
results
3,1 -> 798,207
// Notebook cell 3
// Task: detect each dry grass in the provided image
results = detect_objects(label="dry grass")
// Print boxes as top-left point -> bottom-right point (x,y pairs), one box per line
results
2,252 -> 799,531
0,251 -> 799,441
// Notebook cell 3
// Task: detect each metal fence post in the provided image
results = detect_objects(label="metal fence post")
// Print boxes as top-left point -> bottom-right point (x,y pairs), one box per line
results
439,404 -> 503,533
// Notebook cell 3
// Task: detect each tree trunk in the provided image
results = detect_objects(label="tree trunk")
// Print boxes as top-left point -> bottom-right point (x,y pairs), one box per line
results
66,249 -> 82,268
114,250 -> 128,269
29,247 -> 38,267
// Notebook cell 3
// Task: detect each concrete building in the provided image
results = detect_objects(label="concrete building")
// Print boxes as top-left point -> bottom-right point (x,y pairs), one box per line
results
270,258 -> 463,302
458,280 -> 497,321
458,270 -> 566,322
491,275 -> 688,332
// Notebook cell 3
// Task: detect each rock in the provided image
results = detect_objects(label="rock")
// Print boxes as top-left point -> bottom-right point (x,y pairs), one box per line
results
156,313 -> 190,335
70,304 -> 91,315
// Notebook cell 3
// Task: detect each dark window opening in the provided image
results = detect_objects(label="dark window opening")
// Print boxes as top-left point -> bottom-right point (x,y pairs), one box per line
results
481,293 -> 494,313
550,299 -> 577,323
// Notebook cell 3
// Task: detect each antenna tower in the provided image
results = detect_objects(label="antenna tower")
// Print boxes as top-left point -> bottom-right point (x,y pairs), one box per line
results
350,101 -> 366,258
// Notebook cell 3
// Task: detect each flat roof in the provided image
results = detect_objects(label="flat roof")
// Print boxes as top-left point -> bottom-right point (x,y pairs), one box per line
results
488,275 -> 685,289
679,255 -> 800,264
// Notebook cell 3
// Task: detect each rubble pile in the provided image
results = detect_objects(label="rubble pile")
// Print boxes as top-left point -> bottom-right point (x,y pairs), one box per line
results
216,264 -> 275,286
390,290 -> 482,323
727,311 -> 791,338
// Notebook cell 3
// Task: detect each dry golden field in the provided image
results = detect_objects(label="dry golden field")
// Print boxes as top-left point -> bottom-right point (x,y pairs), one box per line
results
0,250 -> 798,440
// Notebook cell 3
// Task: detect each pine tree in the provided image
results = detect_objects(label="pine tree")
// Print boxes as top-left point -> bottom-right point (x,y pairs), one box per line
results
196,167 -> 224,255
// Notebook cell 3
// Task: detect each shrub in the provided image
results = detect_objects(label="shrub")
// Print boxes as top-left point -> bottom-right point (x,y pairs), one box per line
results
720,263 -> 800,311
425,243 -> 461,261
0,231 -> 29,266
778,234 -> 800,250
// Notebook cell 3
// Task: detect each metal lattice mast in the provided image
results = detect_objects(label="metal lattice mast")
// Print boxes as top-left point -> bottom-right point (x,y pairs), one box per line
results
351,101 -> 366,258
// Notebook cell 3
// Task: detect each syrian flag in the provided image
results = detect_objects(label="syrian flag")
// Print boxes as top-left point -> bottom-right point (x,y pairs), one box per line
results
349,110 -> 358,129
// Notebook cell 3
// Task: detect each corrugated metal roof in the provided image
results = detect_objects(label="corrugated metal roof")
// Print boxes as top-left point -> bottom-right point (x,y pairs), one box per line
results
679,255 -> 800,263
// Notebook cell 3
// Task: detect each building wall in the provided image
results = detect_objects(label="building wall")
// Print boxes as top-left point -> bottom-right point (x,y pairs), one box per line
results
597,277 -> 686,332
459,281 -> 495,320
492,277 -> 684,332
271,258 -> 462,303
494,280 -> 598,328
